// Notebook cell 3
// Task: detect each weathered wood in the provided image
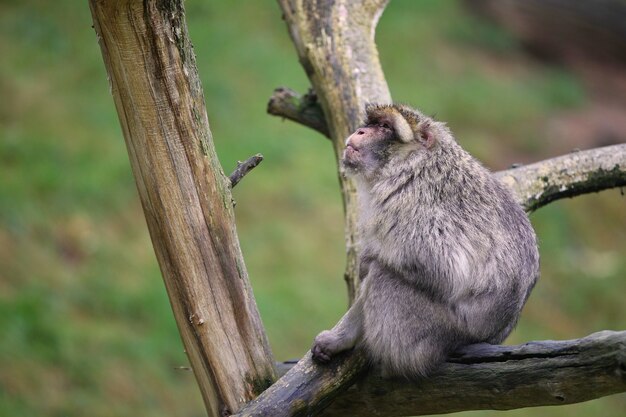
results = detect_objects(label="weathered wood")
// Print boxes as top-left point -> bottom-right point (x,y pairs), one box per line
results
496,144 -> 626,211
88,1 -> 276,416
233,3 -> 394,414
278,0 -> 392,304
235,351 -> 367,417
270,331 -> 626,417
267,87 -> 330,138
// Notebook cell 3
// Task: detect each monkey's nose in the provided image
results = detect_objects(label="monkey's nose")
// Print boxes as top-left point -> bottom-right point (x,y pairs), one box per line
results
345,139 -> 358,150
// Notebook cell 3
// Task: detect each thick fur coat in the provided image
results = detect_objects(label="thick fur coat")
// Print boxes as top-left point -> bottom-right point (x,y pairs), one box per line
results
312,104 -> 539,378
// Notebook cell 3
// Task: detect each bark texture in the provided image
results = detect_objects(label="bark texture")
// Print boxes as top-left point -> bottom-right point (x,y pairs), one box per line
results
229,154 -> 264,188
278,0 -> 392,304
88,1 -> 276,416
496,144 -> 626,211
267,87 -> 330,138
90,1 -> 626,416
280,331 -> 626,417
235,351 -> 367,417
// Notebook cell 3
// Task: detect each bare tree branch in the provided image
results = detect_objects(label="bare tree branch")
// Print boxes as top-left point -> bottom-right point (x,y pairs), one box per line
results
237,331 -> 626,417
496,144 -> 626,211
229,154 -> 264,188
278,0 -> 393,305
235,351 -> 367,417
265,331 -> 625,417
267,87 -> 330,138
268,90 -> 626,212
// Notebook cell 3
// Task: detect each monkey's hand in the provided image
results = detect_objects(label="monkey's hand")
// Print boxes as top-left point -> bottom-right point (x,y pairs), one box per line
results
311,330 -> 345,364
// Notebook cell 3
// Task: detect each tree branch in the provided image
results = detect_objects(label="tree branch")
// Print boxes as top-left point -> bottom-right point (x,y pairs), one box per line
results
496,144 -> 626,211
229,154 -> 264,188
278,0 -> 393,305
267,87 -> 330,138
268,331 -> 625,417
235,351 -> 367,417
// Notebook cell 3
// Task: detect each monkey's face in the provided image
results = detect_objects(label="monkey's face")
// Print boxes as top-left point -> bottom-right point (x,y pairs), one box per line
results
342,123 -> 395,174
342,104 -> 434,177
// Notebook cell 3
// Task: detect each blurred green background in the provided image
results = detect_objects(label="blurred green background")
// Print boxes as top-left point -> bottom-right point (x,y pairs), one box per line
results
1,1 -> 624,416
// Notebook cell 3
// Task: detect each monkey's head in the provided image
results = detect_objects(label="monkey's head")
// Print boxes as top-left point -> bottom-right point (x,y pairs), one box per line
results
342,104 -> 438,178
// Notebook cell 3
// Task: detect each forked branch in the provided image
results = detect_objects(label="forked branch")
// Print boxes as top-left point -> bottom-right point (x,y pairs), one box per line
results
278,0 -> 393,304
236,351 -> 367,417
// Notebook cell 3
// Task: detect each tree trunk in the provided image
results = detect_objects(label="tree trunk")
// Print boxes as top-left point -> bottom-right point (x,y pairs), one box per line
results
278,0 -> 392,304
88,1 -> 276,416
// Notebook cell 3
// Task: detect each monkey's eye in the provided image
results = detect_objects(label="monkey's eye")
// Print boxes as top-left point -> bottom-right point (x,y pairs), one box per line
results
380,123 -> 391,130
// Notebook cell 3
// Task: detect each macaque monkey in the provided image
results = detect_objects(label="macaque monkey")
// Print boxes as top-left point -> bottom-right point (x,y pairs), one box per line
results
312,104 -> 539,378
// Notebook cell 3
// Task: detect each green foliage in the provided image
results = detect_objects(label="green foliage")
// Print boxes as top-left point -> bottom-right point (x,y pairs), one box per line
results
0,0 -> 623,416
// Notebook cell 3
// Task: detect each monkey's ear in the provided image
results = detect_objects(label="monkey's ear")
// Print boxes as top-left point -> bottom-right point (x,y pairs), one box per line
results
417,122 -> 435,149
390,112 -> 414,143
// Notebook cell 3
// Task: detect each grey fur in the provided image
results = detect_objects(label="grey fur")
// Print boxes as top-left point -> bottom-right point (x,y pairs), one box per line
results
311,104 -> 539,378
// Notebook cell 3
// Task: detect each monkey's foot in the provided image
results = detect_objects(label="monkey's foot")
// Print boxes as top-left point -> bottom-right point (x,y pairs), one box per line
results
311,330 -> 343,364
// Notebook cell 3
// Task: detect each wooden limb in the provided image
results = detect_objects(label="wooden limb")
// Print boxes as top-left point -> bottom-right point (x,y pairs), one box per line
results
496,144 -> 626,211
88,2 -> 276,416
263,331 -> 626,417
278,0 -> 392,304
234,351 -> 367,417
229,154 -> 264,188
267,87 -> 330,138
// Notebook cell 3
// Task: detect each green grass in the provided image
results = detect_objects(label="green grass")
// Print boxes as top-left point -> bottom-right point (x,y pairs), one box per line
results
0,0 -> 624,416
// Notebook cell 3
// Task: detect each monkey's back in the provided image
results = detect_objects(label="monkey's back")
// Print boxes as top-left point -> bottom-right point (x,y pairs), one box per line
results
358,137 -> 539,376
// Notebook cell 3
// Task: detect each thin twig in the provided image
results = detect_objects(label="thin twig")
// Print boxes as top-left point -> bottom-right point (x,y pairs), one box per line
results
229,154 -> 264,188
